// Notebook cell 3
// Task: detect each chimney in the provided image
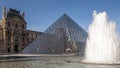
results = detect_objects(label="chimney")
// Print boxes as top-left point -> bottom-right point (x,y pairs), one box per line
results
21,12 -> 25,18
2,6 -> 7,19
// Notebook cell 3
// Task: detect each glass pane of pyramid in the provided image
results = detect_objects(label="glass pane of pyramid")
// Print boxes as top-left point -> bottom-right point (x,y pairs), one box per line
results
23,14 -> 87,54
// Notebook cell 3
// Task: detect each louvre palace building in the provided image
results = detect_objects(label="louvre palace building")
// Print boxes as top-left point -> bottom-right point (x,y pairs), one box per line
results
0,7 -> 42,54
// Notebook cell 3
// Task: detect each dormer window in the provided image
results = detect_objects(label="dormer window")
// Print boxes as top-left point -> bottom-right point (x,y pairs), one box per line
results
15,23 -> 18,28
22,24 -> 24,29
7,22 -> 11,27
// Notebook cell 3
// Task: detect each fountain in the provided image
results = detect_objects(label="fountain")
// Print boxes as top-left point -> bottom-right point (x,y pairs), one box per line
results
84,11 -> 120,64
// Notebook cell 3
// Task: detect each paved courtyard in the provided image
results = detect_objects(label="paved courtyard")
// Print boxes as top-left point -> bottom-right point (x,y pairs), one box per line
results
0,54 -> 119,68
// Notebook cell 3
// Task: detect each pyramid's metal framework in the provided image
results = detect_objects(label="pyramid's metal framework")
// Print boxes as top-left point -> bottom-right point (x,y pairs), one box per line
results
23,14 -> 87,54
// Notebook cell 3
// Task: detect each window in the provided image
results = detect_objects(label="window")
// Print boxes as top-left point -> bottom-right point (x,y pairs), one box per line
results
32,34 -> 34,37
36,35 -> 37,37
15,45 -> 18,52
8,36 -> 11,41
22,24 -> 24,29
15,36 -> 18,41
8,47 -> 10,53
7,31 -> 11,34
15,23 -> 18,28
8,44 -> 10,47
27,38 -> 29,43
22,37 -> 25,42
7,22 -> 11,27
8,44 -> 10,53
31,38 -> 33,41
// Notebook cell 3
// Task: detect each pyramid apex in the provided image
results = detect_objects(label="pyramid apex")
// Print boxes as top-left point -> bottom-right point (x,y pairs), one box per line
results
63,13 -> 67,15
62,13 -> 69,16
59,13 -> 71,20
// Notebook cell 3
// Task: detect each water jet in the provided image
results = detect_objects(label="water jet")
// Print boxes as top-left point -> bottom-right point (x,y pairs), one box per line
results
83,11 -> 120,64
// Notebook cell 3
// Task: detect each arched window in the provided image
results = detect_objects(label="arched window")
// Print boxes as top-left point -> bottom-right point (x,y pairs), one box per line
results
8,47 -> 10,53
15,23 -> 18,28
8,44 -> 10,53
7,22 -> 11,27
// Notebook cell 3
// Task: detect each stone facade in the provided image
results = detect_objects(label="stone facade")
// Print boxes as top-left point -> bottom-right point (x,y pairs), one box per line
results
0,7 -> 42,54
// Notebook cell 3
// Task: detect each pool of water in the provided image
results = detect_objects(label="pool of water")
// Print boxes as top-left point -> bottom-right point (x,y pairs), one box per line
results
0,56 -> 120,68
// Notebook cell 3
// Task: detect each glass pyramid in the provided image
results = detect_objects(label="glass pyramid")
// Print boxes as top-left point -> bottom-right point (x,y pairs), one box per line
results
23,14 -> 87,54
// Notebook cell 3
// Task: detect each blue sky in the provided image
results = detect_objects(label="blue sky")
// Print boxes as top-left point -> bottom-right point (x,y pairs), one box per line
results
0,0 -> 120,35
